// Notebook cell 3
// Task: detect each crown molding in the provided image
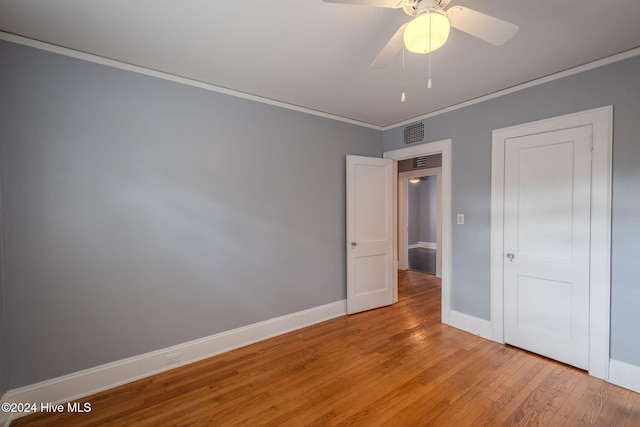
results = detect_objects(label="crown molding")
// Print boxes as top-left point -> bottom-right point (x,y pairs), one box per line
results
0,32 -> 382,131
383,46 -> 640,130
2,32 -> 639,133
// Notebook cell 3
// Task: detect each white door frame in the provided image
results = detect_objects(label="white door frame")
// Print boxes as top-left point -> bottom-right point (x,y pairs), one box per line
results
384,139 -> 452,325
398,168 -> 442,277
490,106 -> 613,380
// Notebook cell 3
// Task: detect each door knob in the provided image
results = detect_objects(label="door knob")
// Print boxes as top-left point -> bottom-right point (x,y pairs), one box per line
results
351,242 -> 357,247
506,253 -> 515,260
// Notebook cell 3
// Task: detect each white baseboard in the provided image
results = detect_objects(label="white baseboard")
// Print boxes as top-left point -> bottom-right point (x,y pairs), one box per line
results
408,242 -> 436,250
609,359 -> 640,393
448,315 -> 640,395
448,310 -> 493,341
0,300 -> 347,424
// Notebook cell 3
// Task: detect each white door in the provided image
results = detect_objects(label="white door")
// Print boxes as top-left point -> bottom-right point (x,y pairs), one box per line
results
346,155 -> 394,314
503,125 -> 592,369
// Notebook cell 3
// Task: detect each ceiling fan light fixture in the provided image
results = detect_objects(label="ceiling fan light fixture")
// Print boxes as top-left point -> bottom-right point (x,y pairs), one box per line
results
403,10 -> 451,54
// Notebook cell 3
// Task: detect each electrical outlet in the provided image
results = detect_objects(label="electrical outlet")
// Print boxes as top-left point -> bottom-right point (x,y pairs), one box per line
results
165,352 -> 182,365
457,214 -> 464,225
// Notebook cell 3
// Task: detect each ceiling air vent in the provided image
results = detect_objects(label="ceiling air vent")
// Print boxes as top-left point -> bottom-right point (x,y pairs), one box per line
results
404,123 -> 424,144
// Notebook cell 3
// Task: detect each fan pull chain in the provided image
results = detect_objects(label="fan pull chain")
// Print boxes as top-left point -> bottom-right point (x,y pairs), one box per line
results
428,52 -> 432,89
428,10 -> 433,89
401,43 -> 406,102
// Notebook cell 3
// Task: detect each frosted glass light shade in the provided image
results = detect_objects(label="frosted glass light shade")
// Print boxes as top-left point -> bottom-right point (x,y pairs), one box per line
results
404,11 -> 451,54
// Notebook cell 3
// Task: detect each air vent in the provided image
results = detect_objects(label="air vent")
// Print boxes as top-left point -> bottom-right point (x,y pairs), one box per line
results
414,156 -> 429,168
397,154 -> 441,172
404,123 -> 424,144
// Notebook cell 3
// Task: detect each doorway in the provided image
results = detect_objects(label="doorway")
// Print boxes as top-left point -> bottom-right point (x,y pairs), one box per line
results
384,139 -> 452,325
399,168 -> 442,277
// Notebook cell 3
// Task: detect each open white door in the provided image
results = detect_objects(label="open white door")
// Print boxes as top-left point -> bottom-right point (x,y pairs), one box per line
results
346,155 -> 394,314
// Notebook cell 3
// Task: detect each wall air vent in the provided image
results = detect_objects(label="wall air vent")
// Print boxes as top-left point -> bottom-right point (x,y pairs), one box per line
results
397,153 -> 441,172
413,154 -> 442,169
403,122 -> 424,144
415,156 -> 429,168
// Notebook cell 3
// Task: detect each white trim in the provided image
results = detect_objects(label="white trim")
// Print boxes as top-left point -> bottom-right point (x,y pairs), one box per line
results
417,241 -> 437,249
383,47 -> 640,130
384,139 -> 452,325
398,174 -> 410,270
609,360 -> 640,394
0,32 -> 381,131
0,300 -> 346,423
406,242 -> 437,250
490,106 -> 612,380
3,32 -> 638,132
392,160 -> 399,303
449,310 -> 493,341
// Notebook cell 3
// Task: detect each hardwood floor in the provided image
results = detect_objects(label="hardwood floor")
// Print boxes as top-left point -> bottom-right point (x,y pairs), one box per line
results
12,271 -> 640,426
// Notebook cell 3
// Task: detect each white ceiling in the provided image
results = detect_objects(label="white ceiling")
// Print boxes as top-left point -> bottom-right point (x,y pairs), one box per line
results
1,0 -> 640,128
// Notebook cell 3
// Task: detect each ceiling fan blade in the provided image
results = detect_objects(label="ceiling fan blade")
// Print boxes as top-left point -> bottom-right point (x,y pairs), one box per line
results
370,22 -> 408,69
448,6 -> 519,46
322,0 -> 404,8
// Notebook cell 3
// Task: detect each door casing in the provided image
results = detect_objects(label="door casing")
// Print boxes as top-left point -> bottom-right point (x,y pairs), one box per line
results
491,106 -> 613,380
384,139 -> 452,324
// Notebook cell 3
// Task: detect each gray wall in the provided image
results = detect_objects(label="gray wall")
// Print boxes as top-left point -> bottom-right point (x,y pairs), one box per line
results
384,54 -> 640,368
418,177 -> 437,244
0,40 -> 382,389
407,183 -> 419,245
0,201 -> 4,395
0,102 -> 5,396
407,178 -> 438,245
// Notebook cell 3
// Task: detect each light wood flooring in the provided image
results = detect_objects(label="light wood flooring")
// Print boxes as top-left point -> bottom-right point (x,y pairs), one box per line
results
12,271 -> 640,426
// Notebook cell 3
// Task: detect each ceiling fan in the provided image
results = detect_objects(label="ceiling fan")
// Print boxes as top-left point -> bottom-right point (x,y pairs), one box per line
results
323,0 -> 519,69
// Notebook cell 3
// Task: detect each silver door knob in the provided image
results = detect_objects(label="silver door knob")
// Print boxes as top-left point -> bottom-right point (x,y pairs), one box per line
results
351,242 -> 357,247
506,253 -> 515,260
